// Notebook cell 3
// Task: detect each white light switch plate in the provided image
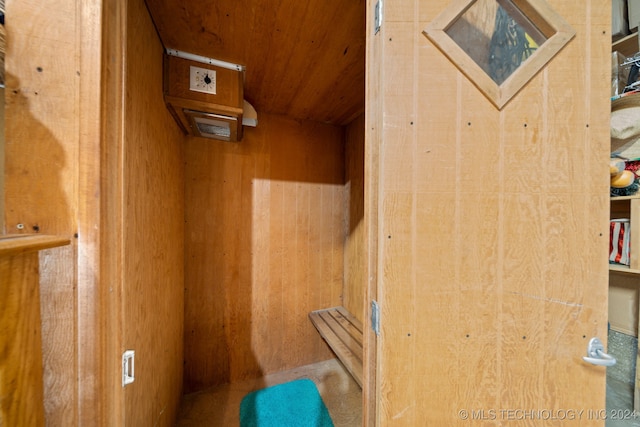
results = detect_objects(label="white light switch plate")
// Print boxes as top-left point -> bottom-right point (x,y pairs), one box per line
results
189,65 -> 217,95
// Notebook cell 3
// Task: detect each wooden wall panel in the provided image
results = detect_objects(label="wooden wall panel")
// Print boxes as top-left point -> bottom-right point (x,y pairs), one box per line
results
184,114 -> 345,391
4,1 -> 81,424
122,0 -> 186,425
6,0 -> 106,424
344,114 -> 366,323
0,87 -> 4,231
370,0 -> 610,424
0,236 -> 69,427
0,251 -> 45,426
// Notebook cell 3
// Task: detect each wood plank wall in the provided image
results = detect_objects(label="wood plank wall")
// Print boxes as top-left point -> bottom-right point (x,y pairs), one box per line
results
0,250 -> 46,426
184,114 -> 345,392
369,0 -> 610,424
6,0 -> 185,424
122,0 -> 186,425
4,1 -> 98,424
344,113 -> 366,323
0,86 -> 4,231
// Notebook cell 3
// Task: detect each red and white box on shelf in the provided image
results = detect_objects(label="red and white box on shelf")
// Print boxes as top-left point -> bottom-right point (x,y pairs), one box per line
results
610,218 -> 631,266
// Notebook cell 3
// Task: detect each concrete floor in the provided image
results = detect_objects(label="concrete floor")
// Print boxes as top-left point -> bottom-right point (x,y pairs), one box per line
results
607,376 -> 640,427
176,353 -> 635,426
176,358 -> 362,426
607,329 -> 640,427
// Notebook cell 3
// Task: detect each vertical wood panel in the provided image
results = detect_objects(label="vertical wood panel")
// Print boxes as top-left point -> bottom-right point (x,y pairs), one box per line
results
0,252 -> 45,427
184,114 -> 345,392
364,0 -> 382,423
98,0 -> 126,423
76,0 -> 104,424
122,0 -> 185,425
345,114 -> 366,323
380,192 -> 416,425
0,86 -> 4,232
4,0 -> 80,424
6,0 -> 108,424
372,0 -> 611,424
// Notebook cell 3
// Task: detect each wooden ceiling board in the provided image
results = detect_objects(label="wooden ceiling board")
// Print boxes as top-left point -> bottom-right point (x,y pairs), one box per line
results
144,0 -> 365,126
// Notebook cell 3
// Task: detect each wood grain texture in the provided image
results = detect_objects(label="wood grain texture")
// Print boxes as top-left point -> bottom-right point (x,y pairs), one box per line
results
184,113 -> 345,392
309,307 -> 363,387
4,0 -> 82,424
76,0 -> 104,424
1,250 -> 53,427
0,235 -> 70,256
0,86 -> 4,231
344,114 -> 366,323
144,0 -> 365,126
99,0 -> 127,424
363,1 -> 382,423
0,239 -> 69,427
5,0 -> 106,425
122,0 -> 186,425
371,0 -> 611,424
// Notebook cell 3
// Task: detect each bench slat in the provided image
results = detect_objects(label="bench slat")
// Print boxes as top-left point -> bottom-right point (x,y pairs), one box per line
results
309,306 -> 363,388
328,308 -> 364,347
317,311 -> 363,357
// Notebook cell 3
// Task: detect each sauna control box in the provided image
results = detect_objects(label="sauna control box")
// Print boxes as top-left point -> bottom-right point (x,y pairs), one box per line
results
163,53 -> 244,141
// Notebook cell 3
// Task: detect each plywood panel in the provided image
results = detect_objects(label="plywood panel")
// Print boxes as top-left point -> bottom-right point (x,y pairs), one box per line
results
4,0 -> 80,424
369,0 -> 611,424
184,113 -> 345,392
0,252 -> 45,427
344,114 -> 366,323
0,236 -> 69,427
121,1 -> 186,426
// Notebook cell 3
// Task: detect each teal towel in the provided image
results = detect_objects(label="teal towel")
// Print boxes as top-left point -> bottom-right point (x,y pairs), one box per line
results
239,378 -> 334,427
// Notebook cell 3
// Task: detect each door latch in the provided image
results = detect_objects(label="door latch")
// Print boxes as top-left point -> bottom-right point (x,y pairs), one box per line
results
583,337 -> 616,367
122,350 -> 135,387
371,300 -> 380,336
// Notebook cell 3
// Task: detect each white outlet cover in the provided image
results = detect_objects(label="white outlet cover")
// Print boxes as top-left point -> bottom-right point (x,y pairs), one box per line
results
189,65 -> 217,95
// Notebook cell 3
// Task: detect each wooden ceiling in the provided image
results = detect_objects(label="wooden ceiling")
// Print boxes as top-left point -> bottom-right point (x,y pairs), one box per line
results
144,0 -> 366,126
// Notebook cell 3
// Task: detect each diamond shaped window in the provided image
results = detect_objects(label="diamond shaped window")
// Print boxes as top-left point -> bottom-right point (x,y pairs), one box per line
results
423,0 -> 575,109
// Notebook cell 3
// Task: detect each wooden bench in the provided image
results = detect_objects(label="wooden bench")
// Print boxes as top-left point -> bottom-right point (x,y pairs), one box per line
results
309,306 -> 363,388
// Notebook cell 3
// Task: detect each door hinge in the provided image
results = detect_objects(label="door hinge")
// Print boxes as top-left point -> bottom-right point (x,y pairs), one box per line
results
374,0 -> 383,34
122,350 -> 135,387
371,300 -> 380,336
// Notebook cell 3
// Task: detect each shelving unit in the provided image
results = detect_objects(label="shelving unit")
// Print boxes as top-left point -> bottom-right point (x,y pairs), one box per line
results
610,195 -> 640,411
610,195 -> 640,272
613,31 -> 640,57
611,24 -> 640,413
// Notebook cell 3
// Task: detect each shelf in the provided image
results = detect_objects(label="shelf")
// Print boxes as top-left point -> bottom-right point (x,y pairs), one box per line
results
612,31 -> 639,57
610,264 -> 640,275
0,234 -> 71,258
610,197 -> 640,272
611,195 -> 640,201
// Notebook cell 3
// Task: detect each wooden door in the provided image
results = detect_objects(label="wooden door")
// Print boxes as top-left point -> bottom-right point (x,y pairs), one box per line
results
365,0 -> 610,424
